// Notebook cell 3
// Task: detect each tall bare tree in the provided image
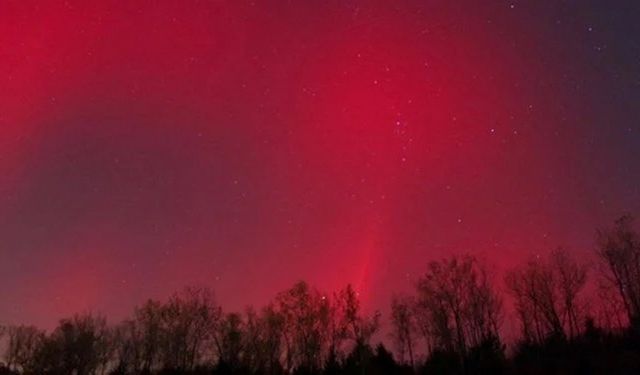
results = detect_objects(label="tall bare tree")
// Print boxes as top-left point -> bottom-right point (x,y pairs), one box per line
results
336,284 -> 380,350
506,248 -> 587,343
242,306 -> 284,373
416,255 -> 502,359
596,281 -> 627,332
390,295 -> 417,367
551,247 -> 588,338
596,215 -> 640,325
213,312 -> 245,370
3,325 -> 46,372
253,304 -> 285,374
159,286 -> 221,371
275,281 -> 329,373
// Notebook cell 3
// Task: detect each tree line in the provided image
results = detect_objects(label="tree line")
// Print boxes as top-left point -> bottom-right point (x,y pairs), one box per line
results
1,215 -> 639,374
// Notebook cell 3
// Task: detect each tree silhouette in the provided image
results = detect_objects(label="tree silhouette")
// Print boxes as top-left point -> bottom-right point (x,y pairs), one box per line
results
25,313 -> 111,374
2,216 -> 640,374
158,286 -> 221,371
415,254 -> 502,367
390,295 -> 417,367
597,215 -> 640,327
505,248 -> 587,344
3,325 -> 45,373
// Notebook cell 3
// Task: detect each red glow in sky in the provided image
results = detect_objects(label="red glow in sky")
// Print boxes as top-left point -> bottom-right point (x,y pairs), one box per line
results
1,1 -> 639,329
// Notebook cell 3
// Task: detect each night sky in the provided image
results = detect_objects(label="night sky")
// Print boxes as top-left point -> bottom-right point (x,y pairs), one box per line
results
1,1 -> 639,330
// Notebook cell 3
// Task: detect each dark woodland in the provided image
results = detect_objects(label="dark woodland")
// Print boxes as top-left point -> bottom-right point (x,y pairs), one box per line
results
2,215 -> 640,375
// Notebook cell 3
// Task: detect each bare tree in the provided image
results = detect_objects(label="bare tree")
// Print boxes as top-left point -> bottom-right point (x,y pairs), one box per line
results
275,281 -> 329,373
213,312 -> 245,370
416,255 -> 502,360
334,284 -> 380,375
390,295 -> 417,367
3,325 -> 46,372
159,286 -> 221,371
506,257 -> 563,343
134,299 -> 164,372
465,261 -> 503,347
112,319 -> 141,373
506,248 -> 587,343
30,313 -> 111,374
596,281 -> 627,333
325,291 -> 349,368
596,215 -> 640,325
551,247 -> 588,339
112,299 -> 165,373
241,307 -> 261,372
251,304 -> 285,374
336,284 -> 380,350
